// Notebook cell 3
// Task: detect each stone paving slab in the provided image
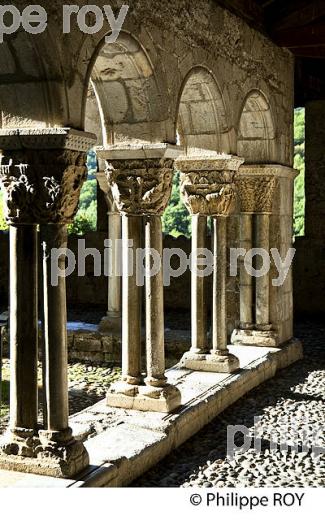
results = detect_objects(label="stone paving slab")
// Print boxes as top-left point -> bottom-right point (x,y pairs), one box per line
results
0,339 -> 302,488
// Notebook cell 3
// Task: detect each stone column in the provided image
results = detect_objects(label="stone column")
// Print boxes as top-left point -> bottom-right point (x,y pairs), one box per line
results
190,215 -> 208,357
232,166 -> 284,347
120,214 -> 142,387
255,214 -> 271,330
97,171 -> 122,333
97,144 -> 182,412
176,154 -> 244,373
0,157 -> 40,459
0,128 -> 96,477
239,214 -> 254,329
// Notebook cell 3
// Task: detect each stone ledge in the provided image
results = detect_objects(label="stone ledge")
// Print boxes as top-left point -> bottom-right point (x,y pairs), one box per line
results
0,339 -> 303,487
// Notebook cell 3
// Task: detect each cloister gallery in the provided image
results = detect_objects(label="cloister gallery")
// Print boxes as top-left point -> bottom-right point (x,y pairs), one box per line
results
0,0 -> 323,487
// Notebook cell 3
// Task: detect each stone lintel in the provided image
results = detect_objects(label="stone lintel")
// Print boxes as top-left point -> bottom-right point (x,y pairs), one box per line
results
96,143 -> 183,161
0,128 -> 97,152
106,383 -> 181,413
231,328 -> 280,347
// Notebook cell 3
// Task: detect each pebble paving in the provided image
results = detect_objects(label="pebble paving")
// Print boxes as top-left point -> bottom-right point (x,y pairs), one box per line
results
1,319 -> 324,487
133,320 -> 325,487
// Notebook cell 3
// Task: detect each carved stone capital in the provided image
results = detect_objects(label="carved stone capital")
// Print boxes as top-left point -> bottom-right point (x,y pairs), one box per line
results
236,174 -> 278,214
0,128 -> 96,224
235,164 -> 298,215
96,144 -> 182,216
175,154 -> 244,217
104,158 -> 174,216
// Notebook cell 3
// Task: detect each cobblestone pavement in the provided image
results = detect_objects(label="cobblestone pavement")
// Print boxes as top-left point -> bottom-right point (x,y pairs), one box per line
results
0,362 -> 121,435
133,320 -> 325,487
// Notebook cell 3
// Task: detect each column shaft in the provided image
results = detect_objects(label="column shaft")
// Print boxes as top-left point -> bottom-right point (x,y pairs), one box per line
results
240,214 -> 253,329
144,216 -> 166,387
122,215 -> 142,384
41,224 -> 69,432
255,214 -> 270,329
107,212 -> 122,318
9,225 -> 38,431
212,217 -> 228,353
191,215 -> 208,355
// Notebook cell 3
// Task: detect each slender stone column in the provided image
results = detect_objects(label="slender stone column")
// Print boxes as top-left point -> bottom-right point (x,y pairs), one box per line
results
0,127 -> 96,478
98,144 -> 182,412
97,171 -> 122,333
9,225 -> 39,451
0,154 -> 40,458
144,215 -> 167,388
211,216 -> 228,353
40,224 -> 69,432
255,214 -> 271,330
177,153 -> 244,373
190,215 -> 208,357
121,214 -> 142,387
106,211 -> 122,328
239,214 -> 253,329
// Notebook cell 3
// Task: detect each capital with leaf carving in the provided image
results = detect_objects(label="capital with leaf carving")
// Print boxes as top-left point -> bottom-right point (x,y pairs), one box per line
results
96,144 -> 183,216
0,128 -> 96,225
176,153 -> 244,217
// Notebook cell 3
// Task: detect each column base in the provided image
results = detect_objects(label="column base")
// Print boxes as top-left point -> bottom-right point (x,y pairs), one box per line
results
106,381 -> 181,413
231,328 -> 279,347
0,428 -> 89,478
180,351 -> 240,373
98,314 -> 122,334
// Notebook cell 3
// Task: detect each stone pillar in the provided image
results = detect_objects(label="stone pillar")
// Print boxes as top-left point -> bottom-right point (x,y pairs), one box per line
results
0,128 -> 96,477
97,144 -> 182,412
97,171 -> 122,333
120,214 -> 142,386
232,165 -> 298,347
176,154 -> 244,373
190,215 -> 208,357
255,214 -> 271,330
239,214 -> 253,329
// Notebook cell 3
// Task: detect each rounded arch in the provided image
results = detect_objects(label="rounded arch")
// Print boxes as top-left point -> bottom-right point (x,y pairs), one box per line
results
237,89 -> 276,163
84,31 -> 170,146
176,66 -> 231,154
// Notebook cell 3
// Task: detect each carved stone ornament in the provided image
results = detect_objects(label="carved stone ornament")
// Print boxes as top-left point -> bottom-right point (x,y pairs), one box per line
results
175,156 -> 244,217
0,128 -> 96,225
0,150 -> 88,224
180,170 -> 238,216
236,175 -> 278,214
105,158 -> 175,216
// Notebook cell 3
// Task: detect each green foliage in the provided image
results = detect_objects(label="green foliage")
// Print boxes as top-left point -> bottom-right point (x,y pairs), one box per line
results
162,172 -> 191,238
293,108 -> 305,237
68,179 -> 97,235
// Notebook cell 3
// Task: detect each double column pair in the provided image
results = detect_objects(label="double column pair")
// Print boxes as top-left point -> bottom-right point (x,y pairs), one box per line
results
0,128 -> 96,477
177,155 -> 244,373
231,166 -> 279,347
97,145 -> 182,413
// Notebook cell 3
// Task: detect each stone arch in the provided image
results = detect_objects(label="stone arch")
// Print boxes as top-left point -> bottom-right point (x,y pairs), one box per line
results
176,67 -> 230,154
85,31 -> 170,146
237,90 -> 276,163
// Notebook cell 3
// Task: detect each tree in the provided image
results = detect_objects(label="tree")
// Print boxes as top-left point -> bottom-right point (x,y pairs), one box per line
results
293,108 -> 305,237
162,172 -> 191,237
